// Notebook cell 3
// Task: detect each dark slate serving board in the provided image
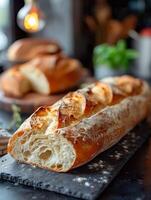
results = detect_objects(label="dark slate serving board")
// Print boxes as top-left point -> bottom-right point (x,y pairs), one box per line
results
0,120 -> 151,200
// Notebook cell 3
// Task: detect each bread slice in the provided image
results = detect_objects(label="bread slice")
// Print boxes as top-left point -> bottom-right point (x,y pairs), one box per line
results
20,64 -> 50,95
8,76 -> 151,172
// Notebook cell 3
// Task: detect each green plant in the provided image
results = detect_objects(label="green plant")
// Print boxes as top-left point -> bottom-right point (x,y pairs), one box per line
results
8,105 -> 22,131
93,40 -> 138,70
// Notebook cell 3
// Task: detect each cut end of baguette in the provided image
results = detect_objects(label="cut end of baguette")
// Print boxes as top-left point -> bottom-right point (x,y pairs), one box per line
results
8,128 -> 76,172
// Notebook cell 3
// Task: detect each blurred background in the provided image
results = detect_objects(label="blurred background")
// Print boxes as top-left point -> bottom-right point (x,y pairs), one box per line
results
0,0 -> 151,78
1,0 -> 151,149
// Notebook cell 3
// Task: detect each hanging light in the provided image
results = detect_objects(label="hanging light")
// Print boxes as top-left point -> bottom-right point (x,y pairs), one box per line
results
17,0 -> 46,33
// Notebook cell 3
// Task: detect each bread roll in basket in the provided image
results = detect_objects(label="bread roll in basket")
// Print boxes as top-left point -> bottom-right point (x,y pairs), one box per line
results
8,76 -> 151,172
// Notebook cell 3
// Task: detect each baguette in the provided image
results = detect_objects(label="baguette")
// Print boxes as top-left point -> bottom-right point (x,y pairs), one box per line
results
7,38 -> 61,63
8,76 -> 151,172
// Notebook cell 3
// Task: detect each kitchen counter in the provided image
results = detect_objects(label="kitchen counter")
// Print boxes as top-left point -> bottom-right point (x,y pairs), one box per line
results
0,110 -> 151,200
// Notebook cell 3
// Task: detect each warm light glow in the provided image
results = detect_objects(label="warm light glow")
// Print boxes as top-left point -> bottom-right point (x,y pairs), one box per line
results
24,12 -> 39,32
17,0 -> 45,33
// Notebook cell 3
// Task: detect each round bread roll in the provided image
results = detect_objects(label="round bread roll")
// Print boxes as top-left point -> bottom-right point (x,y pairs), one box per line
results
20,54 -> 86,95
7,38 -> 61,63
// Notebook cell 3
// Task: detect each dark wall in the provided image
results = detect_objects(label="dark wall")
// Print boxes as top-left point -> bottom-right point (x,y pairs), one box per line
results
11,0 -> 28,41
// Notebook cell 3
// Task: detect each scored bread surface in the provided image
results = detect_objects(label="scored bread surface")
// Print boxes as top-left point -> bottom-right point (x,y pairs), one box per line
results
8,76 -> 151,172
